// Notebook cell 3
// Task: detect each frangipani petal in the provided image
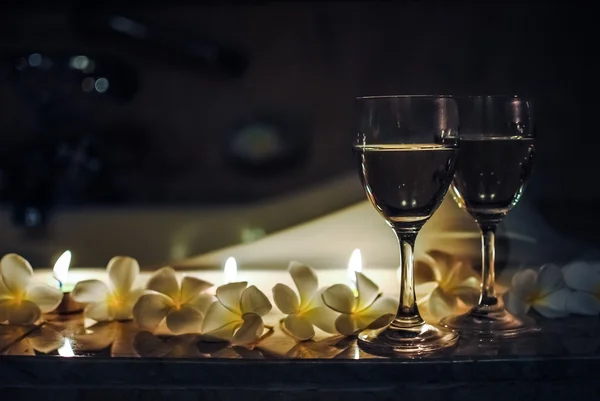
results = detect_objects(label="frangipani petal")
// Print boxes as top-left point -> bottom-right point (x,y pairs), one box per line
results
202,321 -> 240,342
216,282 -> 247,314
202,301 -> 242,334
133,292 -> 173,330
0,300 -> 10,322
533,288 -> 570,318
71,280 -> 110,303
322,284 -> 356,314
186,293 -> 214,315
415,281 -> 439,303
334,314 -> 360,336
107,256 -> 139,296
0,277 -> 10,298
146,267 -> 180,300
180,276 -> 212,304
289,261 -> 318,308
240,285 -> 271,316
272,284 -> 299,314
85,301 -> 112,322
0,254 -> 33,295
232,313 -> 264,345
504,291 -> 530,316
414,253 -> 440,284
8,300 -> 41,325
112,288 -> 143,321
355,272 -> 380,312
537,264 -> 564,296
166,305 -> 204,334
428,287 -> 457,321
452,284 -> 480,306
511,269 -> 538,298
563,261 -> 600,293
566,291 -> 600,315
364,313 -> 395,331
25,285 -> 62,313
284,314 -> 315,341
359,296 -> 398,324
304,305 -> 338,334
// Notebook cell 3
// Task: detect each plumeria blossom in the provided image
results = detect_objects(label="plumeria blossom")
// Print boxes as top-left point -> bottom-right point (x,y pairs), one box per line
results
504,264 -> 570,318
133,267 -> 214,334
414,251 -> 480,321
202,282 -> 272,345
71,256 -> 143,322
272,261 -> 338,341
0,254 -> 62,325
562,261 -> 600,315
321,272 -> 397,336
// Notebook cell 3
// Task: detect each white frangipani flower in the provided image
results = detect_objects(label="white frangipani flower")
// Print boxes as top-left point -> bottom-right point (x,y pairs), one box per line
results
414,251 -> 480,321
0,253 -> 63,325
202,282 -> 272,345
133,267 -> 214,334
321,272 -> 398,336
504,264 -> 570,318
562,261 -> 600,315
272,261 -> 338,341
72,256 -> 143,322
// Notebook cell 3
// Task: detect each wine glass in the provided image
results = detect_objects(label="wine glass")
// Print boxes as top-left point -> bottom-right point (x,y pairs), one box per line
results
440,95 -> 537,337
354,95 -> 460,356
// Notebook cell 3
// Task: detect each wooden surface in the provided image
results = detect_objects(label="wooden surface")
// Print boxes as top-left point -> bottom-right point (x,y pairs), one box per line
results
1,313 -> 600,400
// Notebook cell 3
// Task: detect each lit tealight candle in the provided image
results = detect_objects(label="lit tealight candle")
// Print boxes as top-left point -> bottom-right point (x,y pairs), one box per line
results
52,251 -> 84,315
347,248 -> 362,295
223,256 -> 237,284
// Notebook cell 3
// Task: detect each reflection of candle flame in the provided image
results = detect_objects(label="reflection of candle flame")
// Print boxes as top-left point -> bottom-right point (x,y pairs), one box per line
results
224,257 -> 237,284
58,338 -> 75,357
347,248 -> 362,283
53,250 -> 72,289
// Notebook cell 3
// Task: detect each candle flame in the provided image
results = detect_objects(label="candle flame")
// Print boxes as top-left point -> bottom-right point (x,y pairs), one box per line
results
347,248 -> 362,283
224,257 -> 237,284
58,338 -> 75,357
53,250 -> 72,286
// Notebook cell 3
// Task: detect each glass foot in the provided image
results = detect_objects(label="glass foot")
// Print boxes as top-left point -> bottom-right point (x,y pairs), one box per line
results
358,318 -> 458,358
440,304 -> 539,338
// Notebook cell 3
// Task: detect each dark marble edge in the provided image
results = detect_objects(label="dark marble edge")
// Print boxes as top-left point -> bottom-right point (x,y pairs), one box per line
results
1,354 -> 599,389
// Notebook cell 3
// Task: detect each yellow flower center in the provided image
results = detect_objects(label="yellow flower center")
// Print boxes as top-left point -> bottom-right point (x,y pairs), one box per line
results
525,290 -> 542,304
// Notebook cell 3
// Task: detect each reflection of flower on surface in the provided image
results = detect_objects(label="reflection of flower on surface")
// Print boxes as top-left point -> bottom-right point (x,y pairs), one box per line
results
562,261 -> 600,315
272,262 -> 338,341
72,256 -> 143,322
0,254 -> 63,325
414,251 -> 480,322
72,321 -> 139,357
321,272 -> 397,336
285,335 -> 354,359
3,325 -> 64,356
504,264 -> 570,318
133,331 -> 209,358
133,267 -> 213,334
202,282 -> 272,345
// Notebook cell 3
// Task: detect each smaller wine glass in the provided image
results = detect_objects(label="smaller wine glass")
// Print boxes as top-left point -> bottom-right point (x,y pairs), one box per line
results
440,95 -> 538,337
354,95 -> 460,356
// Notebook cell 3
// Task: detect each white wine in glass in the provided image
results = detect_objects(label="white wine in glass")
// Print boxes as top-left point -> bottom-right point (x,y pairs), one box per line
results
354,95 -> 460,357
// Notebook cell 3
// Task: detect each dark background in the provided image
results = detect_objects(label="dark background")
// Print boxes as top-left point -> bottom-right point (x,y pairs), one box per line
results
0,2 -> 597,259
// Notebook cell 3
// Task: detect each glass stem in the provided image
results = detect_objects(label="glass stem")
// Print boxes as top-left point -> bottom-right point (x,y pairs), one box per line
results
394,230 -> 423,325
478,224 -> 498,308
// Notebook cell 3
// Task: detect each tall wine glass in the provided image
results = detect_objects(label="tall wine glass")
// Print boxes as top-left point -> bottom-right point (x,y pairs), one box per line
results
354,95 -> 459,356
440,95 -> 537,337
